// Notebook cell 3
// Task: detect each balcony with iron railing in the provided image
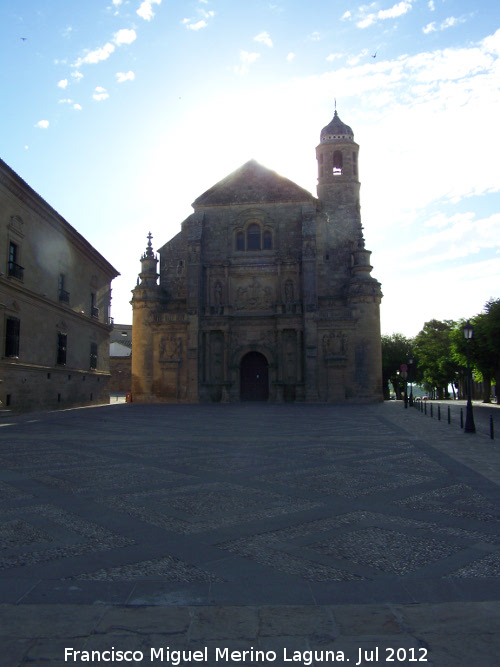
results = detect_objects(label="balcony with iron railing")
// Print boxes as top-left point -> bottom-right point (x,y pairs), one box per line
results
59,289 -> 70,303
8,261 -> 24,281
91,306 -> 100,319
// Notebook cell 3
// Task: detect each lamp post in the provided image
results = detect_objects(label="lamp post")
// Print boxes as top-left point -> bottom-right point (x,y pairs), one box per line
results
401,369 -> 408,408
463,320 -> 476,434
408,358 -> 414,407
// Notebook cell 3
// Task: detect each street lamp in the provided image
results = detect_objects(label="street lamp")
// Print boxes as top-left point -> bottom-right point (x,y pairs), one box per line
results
401,369 -> 408,408
463,320 -> 476,434
408,358 -> 414,406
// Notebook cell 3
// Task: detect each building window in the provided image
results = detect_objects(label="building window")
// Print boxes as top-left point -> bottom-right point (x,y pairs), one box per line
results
8,242 -> 24,280
90,293 -> 99,318
263,230 -> 272,250
57,333 -> 67,365
90,342 -> 98,370
58,274 -> 70,303
236,231 -> 245,251
247,223 -> 261,251
333,150 -> 343,176
5,317 -> 20,358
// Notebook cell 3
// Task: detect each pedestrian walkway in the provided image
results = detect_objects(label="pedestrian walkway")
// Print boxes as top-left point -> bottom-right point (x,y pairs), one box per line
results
0,402 -> 498,665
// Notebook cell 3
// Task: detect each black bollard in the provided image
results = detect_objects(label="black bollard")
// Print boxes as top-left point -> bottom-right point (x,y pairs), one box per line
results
448,406 -> 451,424
431,403 -> 433,418
460,408 -> 463,429
491,415 -> 495,440
438,405 -> 441,421
424,402 -> 427,415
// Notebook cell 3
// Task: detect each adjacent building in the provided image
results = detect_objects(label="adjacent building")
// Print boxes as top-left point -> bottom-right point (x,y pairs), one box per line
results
131,111 -> 383,403
109,323 -> 132,394
0,158 -> 119,412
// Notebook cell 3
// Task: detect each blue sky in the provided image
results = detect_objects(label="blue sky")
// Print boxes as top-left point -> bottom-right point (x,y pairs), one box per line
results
1,0 -> 499,336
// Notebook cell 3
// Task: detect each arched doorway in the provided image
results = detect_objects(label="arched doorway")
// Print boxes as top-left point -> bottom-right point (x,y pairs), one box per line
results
240,351 -> 269,401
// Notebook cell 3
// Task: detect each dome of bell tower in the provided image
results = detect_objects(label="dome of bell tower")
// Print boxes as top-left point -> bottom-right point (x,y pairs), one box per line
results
320,110 -> 354,143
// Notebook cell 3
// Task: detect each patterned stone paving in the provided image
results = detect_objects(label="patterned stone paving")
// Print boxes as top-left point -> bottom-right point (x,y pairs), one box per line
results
96,482 -> 321,534
71,556 -> 223,582
0,504 -> 133,572
0,403 -> 498,605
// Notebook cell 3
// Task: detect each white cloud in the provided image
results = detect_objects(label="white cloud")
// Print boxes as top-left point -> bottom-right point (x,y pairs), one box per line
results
113,0 -> 123,5
428,0 -> 435,10
74,42 -> 115,67
137,0 -> 161,21
183,8 -> 214,31
73,103 -> 82,110
380,213 -> 500,271
72,28 -> 135,69
326,53 -> 343,62
57,79 -> 68,89
93,86 -> 109,101
186,20 -> 207,31
308,31 -> 321,41
234,51 -> 260,75
35,120 -> 49,129
356,0 -> 415,29
116,70 -> 135,82
378,1 -> 413,20
341,11 -> 351,20
113,29 -> 137,45
287,52 -> 295,62
254,31 -> 273,48
423,15 -> 467,34
347,49 -> 369,66
59,98 -> 73,104
71,71 -> 84,81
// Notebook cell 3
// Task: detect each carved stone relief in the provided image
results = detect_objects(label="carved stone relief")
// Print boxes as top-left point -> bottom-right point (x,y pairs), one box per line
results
322,331 -> 348,358
159,336 -> 183,360
234,277 -> 273,310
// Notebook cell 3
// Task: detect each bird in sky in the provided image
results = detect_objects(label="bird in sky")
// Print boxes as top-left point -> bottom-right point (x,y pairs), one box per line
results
20,37 -> 27,41
372,50 -> 377,58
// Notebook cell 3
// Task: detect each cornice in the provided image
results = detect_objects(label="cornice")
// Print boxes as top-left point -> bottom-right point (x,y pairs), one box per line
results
0,159 -> 119,279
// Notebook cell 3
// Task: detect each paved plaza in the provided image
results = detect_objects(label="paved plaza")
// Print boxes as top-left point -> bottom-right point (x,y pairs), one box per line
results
0,401 -> 499,665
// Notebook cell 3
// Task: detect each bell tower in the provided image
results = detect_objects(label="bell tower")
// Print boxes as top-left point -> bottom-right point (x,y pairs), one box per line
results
316,109 -> 362,242
130,232 -> 160,401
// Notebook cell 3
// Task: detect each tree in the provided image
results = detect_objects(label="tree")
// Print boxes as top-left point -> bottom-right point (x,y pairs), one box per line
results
381,333 -> 414,400
451,299 -> 500,402
414,319 -> 460,399
483,299 -> 500,392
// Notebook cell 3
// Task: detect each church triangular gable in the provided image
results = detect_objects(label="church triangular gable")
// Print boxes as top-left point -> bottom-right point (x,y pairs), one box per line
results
193,159 -> 316,206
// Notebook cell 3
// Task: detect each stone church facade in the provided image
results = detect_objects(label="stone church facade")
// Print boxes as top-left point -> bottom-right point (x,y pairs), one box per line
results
131,111 -> 383,403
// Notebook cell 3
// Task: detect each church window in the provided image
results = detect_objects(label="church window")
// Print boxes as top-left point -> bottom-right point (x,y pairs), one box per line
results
247,223 -> 261,251
236,231 -> 245,251
263,230 -> 272,250
333,151 -> 343,176
8,242 -> 24,280
57,333 -> 67,365
5,317 -> 20,358
90,342 -> 98,370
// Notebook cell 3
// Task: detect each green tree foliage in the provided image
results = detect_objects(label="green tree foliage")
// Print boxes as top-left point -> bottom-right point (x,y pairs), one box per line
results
451,299 -> 500,402
484,298 -> 500,386
381,333 -> 414,400
414,319 -> 460,399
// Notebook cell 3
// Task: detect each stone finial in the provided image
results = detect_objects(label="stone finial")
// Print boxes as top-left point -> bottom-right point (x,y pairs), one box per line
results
142,231 -> 155,260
